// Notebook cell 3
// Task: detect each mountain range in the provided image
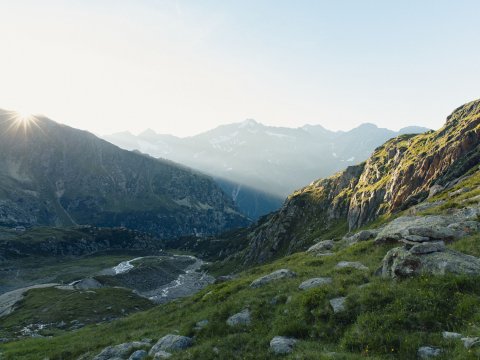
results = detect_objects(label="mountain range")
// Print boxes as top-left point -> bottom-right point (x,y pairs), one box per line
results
104,121 -> 429,219
0,110 -> 249,238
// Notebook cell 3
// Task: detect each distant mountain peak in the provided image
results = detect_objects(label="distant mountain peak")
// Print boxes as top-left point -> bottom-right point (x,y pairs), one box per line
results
139,128 -> 158,138
356,122 -> 380,130
239,118 -> 260,129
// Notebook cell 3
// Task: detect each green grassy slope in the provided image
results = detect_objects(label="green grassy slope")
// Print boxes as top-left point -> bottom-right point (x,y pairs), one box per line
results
1,232 -> 479,359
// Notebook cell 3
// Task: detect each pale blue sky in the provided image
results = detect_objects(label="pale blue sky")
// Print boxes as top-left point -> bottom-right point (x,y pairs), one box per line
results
0,0 -> 479,136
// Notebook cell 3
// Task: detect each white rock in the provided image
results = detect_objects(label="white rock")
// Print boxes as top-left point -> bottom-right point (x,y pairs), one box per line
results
461,337 -> 480,349
442,331 -> 462,339
418,346 -> 442,358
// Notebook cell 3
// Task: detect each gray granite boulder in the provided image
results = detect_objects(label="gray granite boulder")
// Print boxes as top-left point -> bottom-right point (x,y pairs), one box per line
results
374,210 -> 480,244
226,309 -> 251,327
381,247 -> 480,279
250,269 -> 296,288
307,240 -> 334,253
298,277 -> 332,290
329,297 -> 346,313
269,336 -> 297,355
148,335 -> 192,355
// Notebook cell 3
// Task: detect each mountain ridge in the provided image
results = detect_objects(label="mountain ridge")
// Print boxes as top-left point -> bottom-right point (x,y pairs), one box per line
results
0,110 -> 249,238
103,120 -> 429,219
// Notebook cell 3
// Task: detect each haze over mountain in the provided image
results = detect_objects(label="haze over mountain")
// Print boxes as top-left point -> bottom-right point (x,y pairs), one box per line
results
0,109 -> 249,238
104,121 -> 429,218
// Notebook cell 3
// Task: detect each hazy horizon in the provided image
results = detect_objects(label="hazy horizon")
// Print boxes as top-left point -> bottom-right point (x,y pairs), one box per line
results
1,1 -> 479,136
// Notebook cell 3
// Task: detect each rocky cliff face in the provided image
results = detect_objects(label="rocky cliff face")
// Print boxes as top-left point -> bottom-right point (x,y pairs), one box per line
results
244,99 -> 480,264
0,111 -> 249,238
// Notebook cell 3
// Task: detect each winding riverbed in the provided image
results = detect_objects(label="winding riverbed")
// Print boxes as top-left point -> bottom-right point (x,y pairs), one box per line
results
107,254 -> 215,304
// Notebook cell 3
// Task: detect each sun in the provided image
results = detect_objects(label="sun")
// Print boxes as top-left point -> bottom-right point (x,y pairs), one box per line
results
4,107 -> 41,136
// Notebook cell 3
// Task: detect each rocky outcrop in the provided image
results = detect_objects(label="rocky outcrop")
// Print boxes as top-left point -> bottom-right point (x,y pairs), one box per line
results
93,340 -> 151,360
374,208 -> 479,245
245,164 -> 364,263
348,101 -> 480,229
242,99 -> 480,264
0,110 -> 249,238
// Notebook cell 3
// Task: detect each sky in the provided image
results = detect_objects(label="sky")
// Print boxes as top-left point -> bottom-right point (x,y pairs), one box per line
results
0,0 -> 479,137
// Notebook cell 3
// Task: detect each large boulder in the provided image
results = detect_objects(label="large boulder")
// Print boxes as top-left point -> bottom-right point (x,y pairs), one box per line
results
93,341 -> 151,360
269,336 -> 297,355
307,240 -> 334,253
250,269 -> 296,288
226,309 -> 251,327
374,210 -> 479,244
298,277 -> 332,290
148,335 -> 193,355
381,247 -> 480,279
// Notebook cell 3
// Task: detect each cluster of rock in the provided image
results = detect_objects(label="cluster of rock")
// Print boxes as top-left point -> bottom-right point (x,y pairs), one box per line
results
93,335 -> 194,360
374,209 -> 480,278
417,331 -> 480,358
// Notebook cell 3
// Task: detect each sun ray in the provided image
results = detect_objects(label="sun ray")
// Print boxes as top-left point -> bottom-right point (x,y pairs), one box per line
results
2,108 -> 42,137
